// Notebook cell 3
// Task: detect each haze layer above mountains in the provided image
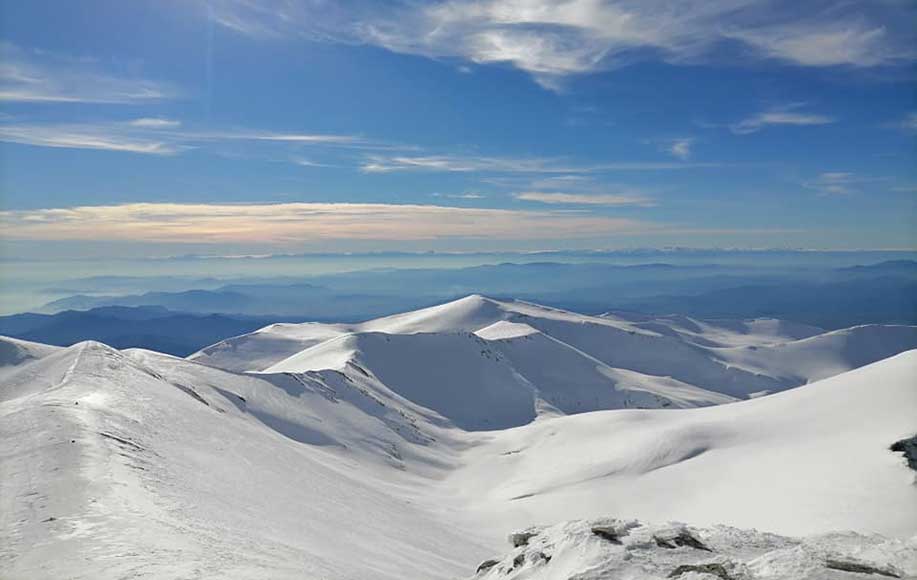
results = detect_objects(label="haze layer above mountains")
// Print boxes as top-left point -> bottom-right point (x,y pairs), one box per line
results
3,256 -> 915,356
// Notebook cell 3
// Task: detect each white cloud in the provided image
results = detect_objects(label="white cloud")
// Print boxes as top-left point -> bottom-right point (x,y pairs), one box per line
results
0,202 -> 657,244
362,153 -> 715,174
206,1 -> 917,88
657,138 -> 693,160
0,124 -> 183,155
128,118 -> 182,128
361,154 -> 582,173
731,105 -> 834,134
726,22 -> 901,67
226,132 -> 359,144
0,43 -> 178,104
433,192 -> 487,199
0,120 -> 363,156
802,172 -> 881,195
290,157 -> 338,168
515,191 -> 654,206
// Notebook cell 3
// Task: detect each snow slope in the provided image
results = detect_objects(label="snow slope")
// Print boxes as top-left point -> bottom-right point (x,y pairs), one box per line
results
2,343 -> 914,580
0,336 -> 60,381
0,341 -> 484,580
262,329 -> 738,429
602,310 -> 825,348
446,349 -> 917,539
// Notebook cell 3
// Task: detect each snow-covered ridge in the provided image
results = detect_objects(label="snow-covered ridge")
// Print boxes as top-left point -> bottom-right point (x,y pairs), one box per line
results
190,295 -> 917,428
0,335 -> 60,376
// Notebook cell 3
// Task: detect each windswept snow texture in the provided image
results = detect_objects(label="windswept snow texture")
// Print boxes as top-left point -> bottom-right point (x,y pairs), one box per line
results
193,295 -> 917,426
2,296 -> 916,580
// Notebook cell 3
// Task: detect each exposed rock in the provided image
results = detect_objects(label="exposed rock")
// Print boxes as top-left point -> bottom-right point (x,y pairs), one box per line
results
591,525 -> 624,544
467,518 -> 914,580
530,551 -> 551,565
668,562 -> 732,579
825,558 -> 901,578
890,434 -> 917,472
509,527 -> 540,547
655,529 -> 712,552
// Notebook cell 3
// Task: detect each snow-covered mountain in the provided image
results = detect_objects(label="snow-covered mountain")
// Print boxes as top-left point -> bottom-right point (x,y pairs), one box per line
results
191,295 -> 917,426
1,296 -> 916,579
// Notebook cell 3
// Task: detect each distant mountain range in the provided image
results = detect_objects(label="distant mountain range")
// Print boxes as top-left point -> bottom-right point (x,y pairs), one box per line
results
18,262 -> 916,349
619,275 -> 917,329
0,306 -> 291,356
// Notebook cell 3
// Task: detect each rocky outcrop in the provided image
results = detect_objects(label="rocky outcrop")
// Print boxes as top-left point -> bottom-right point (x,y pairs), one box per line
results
508,527 -> 541,547
668,562 -> 733,579
890,434 -> 917,472
654,529 -> 712,551
825,558 -> 901,578
468,518 -> 914,579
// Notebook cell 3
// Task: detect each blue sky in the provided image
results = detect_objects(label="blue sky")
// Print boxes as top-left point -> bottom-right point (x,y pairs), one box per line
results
1,0 -> 915,258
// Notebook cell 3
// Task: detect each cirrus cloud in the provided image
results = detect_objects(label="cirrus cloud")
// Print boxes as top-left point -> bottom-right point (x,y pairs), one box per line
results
731,104 -> 835,134
0,43 -> 178,104
515,191 -> 655,206
361,153 -> 716,174
206,0 -> 917,89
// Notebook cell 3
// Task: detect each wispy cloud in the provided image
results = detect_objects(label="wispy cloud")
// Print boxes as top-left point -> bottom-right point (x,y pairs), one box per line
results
290,157 -> 339,168
0,124 -> 183,154
0,119 -> 364,156
0,43 -> 178,104
362,153 -> 716,174
127,117 -> 182,128
206,1 -> 917,89
361,154 -> 582,173
515,191 -> 655,206
432,192 -> 487,199
214,132 -> 359,144
0,202 -> 657,244
803,172 -> 881,195
655,138 -> 693,160
725,21 -> 907,67
731,104 -> 834,134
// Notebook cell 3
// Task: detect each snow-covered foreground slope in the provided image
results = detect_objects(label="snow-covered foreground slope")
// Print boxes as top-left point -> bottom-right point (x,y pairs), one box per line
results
446,349 -> 917,540
0,341 -> 486,580
192,295 -> 917,426
1,296 -> 916,579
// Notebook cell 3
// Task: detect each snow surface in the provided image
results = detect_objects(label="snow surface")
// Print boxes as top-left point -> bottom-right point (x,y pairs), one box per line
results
2,296 -> 916,579
0,336 -> 60,380
445,349 -> 917,539
0,341 -> 487,579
